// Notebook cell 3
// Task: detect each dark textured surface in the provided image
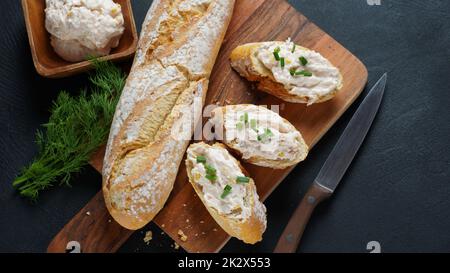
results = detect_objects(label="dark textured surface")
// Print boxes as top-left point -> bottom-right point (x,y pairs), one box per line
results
1,0 -> 449,253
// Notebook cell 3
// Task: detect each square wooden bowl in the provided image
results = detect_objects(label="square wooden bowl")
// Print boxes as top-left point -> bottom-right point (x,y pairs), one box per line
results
22,0 -> 138,78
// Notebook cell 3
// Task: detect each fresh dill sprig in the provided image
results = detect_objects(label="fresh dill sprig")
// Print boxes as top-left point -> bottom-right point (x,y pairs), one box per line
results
12,60 -> 126,200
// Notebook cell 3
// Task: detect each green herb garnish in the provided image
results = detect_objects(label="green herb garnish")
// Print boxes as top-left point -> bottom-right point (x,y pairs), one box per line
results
240,112 -> 249,124
204,164 -> 217,182
236,176 -> 250,184
299,56 -> 308,66
291,44 -> 296,53
295,70 -> 313,77
289,68 -> 296,76
236,122 -> 244,130
196,156 -> 206,163
12,60 -> 126,200
273,46 -> 281,61
250,119 -> 257,131
221,185 -> 232,198
257,128 -> 274,142
280,57 -> 285,68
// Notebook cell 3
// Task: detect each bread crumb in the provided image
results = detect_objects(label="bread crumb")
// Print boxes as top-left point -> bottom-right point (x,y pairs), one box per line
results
195,233 -> 198,237
161,224 -> 165,228
186,219 -> 189,223
108,219 -> 111,223
143,231 -> 153,245
86,211 -> 91,216
174,242 -> 180,250
183,203 -> 187,207
201,231 -> 206,235
200,220 -> 204,224
161,231 -> 165,235
213,228 -> 218,232
178,229 -> 188,242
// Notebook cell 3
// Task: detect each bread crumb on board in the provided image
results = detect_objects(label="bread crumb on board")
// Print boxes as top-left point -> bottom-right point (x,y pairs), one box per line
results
143,231 -> 153,245
174,242 -> 180,250
178,229 -> 188,242
85,211 -> 91,216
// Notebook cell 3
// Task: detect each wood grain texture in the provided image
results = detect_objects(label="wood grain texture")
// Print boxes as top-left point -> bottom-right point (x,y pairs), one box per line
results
47,0 -> 367,253
22,0 -> 138,78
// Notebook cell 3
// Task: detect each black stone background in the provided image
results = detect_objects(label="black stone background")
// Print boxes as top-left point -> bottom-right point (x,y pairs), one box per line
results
1,0 -> 449,253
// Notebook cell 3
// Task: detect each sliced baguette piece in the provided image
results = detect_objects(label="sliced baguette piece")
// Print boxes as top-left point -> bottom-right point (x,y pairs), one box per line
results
102,0 -> 235,230
210,104 -> 308,169
230,40 -> 343,105
186,142 -> 267,244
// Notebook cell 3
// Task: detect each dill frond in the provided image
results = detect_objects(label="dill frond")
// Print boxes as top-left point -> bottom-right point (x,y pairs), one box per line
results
13,61 -> 126,200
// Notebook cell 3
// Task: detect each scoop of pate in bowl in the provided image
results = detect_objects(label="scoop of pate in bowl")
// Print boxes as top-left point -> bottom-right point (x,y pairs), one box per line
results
45,0 -> 125,62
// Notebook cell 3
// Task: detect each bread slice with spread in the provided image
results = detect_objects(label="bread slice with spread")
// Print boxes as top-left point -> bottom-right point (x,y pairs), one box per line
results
210,104 -> 308,169
230,40 -> 343,105
186,142 -> 267,244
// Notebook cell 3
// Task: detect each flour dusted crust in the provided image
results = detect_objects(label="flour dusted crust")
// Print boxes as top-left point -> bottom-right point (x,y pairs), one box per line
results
230,41 -> 343,104
185,142 -> 267,244
211,104 -> 309,169
102,0 -> 235,230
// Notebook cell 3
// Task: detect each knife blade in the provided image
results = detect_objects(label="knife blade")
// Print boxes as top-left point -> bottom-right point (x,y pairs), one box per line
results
315,73 -> 387,192
274,73 -> 387,253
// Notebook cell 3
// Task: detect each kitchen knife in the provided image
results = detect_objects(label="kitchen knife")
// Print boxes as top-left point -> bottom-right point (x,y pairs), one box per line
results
274,73 -> 387,253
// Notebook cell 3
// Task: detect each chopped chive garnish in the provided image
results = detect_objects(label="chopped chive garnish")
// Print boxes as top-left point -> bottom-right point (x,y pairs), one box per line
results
221,185 -> 232,198
204,163 -> 217,182
295,70 -> 312,77
205,164 -> 216,175
236,122 -> 244,130
291,44 -> 296,53
250,119 -> 257,130
299,56 -> 308,66
257,128 -> 274,142
289,68 -> 296,76
205,174 -> 217,182
280,57 -> 285,68
236,176 -> 250,184
196,155 -> 206,163
265,128 -> 274,137
273,47 -> 281,61
240,112 -> 249,124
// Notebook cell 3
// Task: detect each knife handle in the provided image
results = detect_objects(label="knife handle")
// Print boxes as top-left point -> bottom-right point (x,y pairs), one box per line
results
274,183 -> 332,253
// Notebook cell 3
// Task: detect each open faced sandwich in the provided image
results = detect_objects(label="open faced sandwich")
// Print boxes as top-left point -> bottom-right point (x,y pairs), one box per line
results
186,142 -> 267,244
230,40 -> 343,105
210,104 -> 308,169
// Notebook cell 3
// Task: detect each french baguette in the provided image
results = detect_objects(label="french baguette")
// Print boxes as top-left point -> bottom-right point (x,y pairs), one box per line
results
211,104 -> 308,169
230,40 -> 343,105
102,0 -> 235,230
185,142 -> 267,244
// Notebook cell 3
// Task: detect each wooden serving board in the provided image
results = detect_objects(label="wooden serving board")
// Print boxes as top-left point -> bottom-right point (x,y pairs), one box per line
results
47,0 -> 367,253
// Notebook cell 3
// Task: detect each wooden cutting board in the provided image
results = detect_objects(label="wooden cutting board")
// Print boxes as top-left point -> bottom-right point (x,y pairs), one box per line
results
47,0 -> 367,253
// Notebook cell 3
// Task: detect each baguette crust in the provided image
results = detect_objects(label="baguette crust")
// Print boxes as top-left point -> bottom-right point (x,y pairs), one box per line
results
230,42 -> 343,104
102,0 -> 235,230
211,104 -> 308,169
186,142 -> 267,244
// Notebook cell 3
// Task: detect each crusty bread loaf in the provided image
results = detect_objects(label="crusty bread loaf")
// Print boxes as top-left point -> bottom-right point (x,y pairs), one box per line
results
210,104 -> 308,169
230,41 -> 343,105
102,0 -> 235,230
185,142 -> 267,244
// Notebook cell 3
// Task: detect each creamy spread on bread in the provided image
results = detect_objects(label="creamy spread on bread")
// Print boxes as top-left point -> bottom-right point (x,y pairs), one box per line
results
187,144 -> 252,221
45,0 -> 124,62
212,105 -> 304,162
256,39 -> 342,104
